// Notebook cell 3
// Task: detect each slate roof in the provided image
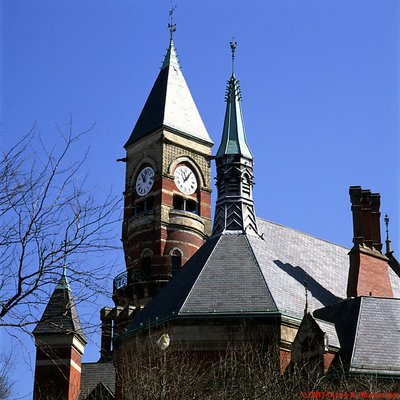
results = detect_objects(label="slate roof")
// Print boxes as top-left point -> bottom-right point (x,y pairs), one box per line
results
79,362 -> 115,400
125,39 -> 212,147
33,277 -> 85,341
315,297 -> 400,375
122,217 -> 400,338
314,318 -> 340,349
123,233 -> 278,335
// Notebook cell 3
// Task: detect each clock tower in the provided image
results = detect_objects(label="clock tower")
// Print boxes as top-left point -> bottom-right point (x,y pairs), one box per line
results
112,35 -> 213,310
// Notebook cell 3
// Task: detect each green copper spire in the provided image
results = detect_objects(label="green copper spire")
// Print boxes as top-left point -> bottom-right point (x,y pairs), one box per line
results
56,264 -> 70,290
216,40 -> 252,159
212,40 -> 258,236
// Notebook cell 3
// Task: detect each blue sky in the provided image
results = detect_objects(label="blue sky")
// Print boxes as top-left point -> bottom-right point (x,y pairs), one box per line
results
1,0 -> 399,398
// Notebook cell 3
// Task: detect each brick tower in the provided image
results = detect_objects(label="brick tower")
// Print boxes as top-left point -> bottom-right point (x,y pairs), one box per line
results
112,30 -> 213,311
33,271 -> 86,400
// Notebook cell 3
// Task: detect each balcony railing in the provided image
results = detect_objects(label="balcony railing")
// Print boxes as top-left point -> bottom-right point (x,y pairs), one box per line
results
113,268 -> 171,293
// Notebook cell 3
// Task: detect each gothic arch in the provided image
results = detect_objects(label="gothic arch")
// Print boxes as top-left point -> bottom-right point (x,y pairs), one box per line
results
140,248 -> 153,258
169,247 -> 183,257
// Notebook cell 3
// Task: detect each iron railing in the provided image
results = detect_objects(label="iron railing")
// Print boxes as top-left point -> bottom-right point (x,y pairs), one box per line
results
113,268 -> 171,292
113,269 -> 146,292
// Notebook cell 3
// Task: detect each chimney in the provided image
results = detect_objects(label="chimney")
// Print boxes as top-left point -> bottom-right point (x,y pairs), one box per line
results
100,307 -> 113,361
347,186 -> 393,298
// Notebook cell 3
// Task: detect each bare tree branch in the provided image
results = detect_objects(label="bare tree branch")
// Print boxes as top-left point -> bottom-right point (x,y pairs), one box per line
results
0,119 -> 121,330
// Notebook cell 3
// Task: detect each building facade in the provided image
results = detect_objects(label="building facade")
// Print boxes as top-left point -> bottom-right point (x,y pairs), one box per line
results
32,29 -> 400,400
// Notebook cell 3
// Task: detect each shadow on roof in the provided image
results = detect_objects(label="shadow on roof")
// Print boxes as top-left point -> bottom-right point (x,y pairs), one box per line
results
273,260 -> 340,306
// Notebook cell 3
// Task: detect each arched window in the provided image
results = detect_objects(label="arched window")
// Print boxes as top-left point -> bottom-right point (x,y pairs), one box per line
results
141,248 -> 153,277
170,249 -> 183,275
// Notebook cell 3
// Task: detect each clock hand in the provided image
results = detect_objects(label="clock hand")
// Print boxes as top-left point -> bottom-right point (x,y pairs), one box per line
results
183,172 -> 192,182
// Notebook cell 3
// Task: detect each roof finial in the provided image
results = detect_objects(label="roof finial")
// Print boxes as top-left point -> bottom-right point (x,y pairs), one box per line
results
230,37 -> 237,75
303,278 -> 309,315
168,3 -> 177,40
57,239 -> 70,289
384,214 -> 392,254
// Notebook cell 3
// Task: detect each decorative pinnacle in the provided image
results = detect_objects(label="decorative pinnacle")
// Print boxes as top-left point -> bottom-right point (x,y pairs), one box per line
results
168,3 -> 177,39
230,37 -> 237,75
303,278 -> 309,315
385,214 -> 390,237
384,214 -> 392,254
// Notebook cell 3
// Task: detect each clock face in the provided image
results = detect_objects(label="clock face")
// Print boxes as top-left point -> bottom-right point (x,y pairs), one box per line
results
174,165 -> 197,195
135,166 -> 154,196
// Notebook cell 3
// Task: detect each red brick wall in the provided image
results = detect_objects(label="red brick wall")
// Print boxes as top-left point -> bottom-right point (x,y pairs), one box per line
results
323,353 -> 335,373
348,250 -> 393,297
279,349 -> 291,374
33,344 -> 82,400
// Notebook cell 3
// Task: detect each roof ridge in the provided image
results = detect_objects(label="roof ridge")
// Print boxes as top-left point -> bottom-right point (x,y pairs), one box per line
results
180,235 -> 223,313
349,296 -> 365,369
244,234 -> 278,312
256,216 -> 350,250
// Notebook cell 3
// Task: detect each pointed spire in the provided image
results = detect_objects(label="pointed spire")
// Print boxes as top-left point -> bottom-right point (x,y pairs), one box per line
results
125,13 -> 212,148
216,41 -> 252,159
161,38 -> 181,70
212,40 -> 258,236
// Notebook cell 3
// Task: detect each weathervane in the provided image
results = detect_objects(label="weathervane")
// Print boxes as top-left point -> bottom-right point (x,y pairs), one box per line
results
168,3 -> 177,39
230,37 -> 237,75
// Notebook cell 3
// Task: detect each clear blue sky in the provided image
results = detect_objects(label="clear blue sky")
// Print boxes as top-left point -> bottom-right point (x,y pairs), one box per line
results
1,1 -> 399,398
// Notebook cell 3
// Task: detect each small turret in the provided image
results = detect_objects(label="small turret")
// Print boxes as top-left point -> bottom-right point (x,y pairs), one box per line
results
33,268 -> 86,400
213,39 -> 258,236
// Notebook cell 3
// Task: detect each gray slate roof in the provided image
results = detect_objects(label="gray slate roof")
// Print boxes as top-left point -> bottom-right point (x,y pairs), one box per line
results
124,218 -> 400,336
79,362 -> 115,400
315,297 -> 400,375
124,234 -> 278,334
125,39 -> 212,147
33,278 -> 85,341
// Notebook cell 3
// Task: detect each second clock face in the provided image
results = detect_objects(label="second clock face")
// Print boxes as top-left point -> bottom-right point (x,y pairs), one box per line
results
136,166 -> 154,196
174,165 -> 197,195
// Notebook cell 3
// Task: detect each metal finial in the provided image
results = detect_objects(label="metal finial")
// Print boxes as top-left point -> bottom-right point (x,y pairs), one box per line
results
168,3 -> 177,39
56,238 -> 70,289
384,214 -> 392,254
303,278 -> 309,315
230,37 -> 237,75
385,214 -> 390,237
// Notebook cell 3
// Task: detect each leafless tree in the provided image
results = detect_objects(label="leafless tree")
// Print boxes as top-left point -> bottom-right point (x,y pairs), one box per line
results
0,119 -> 120,331
114,336 -> 400,400
0,350 -> 13,400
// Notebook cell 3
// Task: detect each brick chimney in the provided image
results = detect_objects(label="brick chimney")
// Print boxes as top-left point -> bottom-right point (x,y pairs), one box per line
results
347,186 -> 393,298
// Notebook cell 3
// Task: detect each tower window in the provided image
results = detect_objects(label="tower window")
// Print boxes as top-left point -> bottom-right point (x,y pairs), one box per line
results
229,175 -> 240,195
140,248 -> 153,277
134,196 -> 154,216
170,249 -> 183,275
173,195 -> 198,214
242,174 -> 250,196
